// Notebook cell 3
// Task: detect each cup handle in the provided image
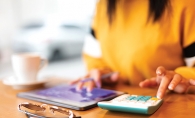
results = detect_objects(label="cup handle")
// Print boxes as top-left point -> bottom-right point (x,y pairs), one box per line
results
40,59 -> 48,69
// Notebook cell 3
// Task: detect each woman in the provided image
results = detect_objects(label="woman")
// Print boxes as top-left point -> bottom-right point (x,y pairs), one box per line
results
71,0 -> 195,99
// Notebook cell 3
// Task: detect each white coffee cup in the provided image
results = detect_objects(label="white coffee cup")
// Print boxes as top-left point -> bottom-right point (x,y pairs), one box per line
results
11,53 -> 47,83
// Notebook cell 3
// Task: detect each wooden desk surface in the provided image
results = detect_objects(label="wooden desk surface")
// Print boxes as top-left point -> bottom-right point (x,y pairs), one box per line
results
0,78 -> 195,118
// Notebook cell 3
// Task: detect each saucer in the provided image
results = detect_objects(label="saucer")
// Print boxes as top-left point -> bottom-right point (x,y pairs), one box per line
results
2,76 -> 49,89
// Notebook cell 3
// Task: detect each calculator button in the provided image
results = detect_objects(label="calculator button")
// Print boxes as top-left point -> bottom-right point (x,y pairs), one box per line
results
126,96 -> 136,100
111,95 -> 161,106
150,97 -> 159,101
142,96 -> 152,101
144,102 -> 153,106
145,97 -> 160,106
135,101 -> 145,105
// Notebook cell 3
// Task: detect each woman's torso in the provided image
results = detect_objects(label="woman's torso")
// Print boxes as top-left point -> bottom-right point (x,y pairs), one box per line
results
93,0 -> 193,84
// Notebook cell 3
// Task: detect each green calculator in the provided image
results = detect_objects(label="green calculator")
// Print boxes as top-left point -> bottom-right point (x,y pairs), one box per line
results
97,94 -> 163,115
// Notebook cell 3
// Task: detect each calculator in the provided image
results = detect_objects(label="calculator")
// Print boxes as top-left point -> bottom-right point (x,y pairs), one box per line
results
97,94 -> 163,115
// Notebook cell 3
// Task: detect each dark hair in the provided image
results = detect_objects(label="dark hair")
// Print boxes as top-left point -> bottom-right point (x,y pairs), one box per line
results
107,0 -> 170,23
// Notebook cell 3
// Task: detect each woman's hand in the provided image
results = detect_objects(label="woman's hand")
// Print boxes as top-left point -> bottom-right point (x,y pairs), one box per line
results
70,69 -> 119,92
139,66 -> 195,99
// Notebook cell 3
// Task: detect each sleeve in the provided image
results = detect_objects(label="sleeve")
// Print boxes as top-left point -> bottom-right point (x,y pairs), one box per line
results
82,0 -> 111,72
174,1 -> 195,79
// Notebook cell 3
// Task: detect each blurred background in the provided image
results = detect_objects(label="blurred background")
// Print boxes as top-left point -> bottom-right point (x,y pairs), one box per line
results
0,0 -> 97,79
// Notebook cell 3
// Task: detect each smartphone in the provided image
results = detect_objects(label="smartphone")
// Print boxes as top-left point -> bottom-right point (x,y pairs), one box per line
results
17,84 -> 125,110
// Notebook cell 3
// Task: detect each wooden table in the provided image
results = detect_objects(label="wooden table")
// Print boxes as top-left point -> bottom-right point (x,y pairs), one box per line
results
1,78 -> 195,118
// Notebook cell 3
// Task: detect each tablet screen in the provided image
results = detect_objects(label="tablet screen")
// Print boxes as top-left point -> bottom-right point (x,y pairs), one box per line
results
35,85 -> 116,102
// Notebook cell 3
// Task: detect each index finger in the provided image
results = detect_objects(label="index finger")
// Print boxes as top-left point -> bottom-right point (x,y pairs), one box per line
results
90,70 -> 102,88
157,75 -> 172,99
85,71 -> 102,92
156,66 -> 166,84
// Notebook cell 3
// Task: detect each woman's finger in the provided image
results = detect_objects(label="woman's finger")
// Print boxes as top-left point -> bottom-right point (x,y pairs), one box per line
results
156,66 -> 166,84
139,77 -> 157,88
110,72 -> 119,82
189,79 -> 195,85
90,70 -> 102,88
173,79 -> 195,93
76,81 -> 85,91
156,66 -> 166,76
101,72 -> 119,85
86,81 -> 96,92
76,74 -> 94,91
168,74 -> 182,90
157,75 -> 172,99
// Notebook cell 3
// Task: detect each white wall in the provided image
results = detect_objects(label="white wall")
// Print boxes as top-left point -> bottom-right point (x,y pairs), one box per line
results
0,0 -> 97,63
0,0 -> 17,63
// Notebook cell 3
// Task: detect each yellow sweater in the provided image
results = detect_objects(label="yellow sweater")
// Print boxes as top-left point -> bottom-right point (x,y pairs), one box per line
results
83,0 -> 195,85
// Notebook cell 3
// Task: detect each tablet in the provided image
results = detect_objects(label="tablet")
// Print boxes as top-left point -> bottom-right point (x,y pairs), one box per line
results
17,84 -> 125,110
